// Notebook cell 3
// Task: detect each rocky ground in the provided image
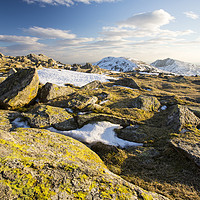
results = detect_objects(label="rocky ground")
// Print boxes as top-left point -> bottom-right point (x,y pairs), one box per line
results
0,53 -> 200,199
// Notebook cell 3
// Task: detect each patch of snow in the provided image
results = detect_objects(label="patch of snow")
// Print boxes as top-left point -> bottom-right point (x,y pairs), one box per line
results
161,105 -> 167,110
12,118 -> 30,128
100,100 -> 109,105
139,72 -> 159,75
38,68 -> 115,87
65,108 -> 73,113
144,88 -> 152,91
48,121 -> 143,148
151,58 -> 200,76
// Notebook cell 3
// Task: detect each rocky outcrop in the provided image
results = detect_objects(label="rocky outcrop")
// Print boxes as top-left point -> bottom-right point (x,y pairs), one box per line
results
0,67 -> 39,109
131,95 -> 160,111
0,128 -> 168,200
167,105 -> 200,132
23,105 -> 77,131
39,82 -> 75,103
115,77 -> 141,89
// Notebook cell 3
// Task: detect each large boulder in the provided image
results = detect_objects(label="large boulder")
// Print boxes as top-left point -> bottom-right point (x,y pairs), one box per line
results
167,105 -> 200,132
0,67 -> 39,109
65,94 -> 98,110
39,82 -> 75,103
131,95 -> 160,111
23,105 -> 77,131
0,128 -> 168,200
115,77 -> 140,89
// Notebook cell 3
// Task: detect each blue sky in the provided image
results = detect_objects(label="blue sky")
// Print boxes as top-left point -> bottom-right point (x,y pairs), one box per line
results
0,0 -> 200,64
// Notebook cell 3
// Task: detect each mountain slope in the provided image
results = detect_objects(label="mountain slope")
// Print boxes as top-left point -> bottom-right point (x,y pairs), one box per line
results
151,58 -> 200,76
94,56 -> 160,73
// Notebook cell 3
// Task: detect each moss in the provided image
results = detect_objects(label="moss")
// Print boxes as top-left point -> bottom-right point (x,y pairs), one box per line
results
139,192 -> 154,200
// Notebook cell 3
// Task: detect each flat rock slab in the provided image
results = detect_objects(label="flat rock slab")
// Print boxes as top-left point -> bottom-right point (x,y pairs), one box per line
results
0,67 -> 39,109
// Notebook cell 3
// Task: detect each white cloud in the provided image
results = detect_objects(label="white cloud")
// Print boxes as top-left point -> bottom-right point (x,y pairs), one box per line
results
184,11 -> 199,20
23,0 -> 118,6
118,9 -> 175,29
0,35 -> 40,44
24,26 -> 76,39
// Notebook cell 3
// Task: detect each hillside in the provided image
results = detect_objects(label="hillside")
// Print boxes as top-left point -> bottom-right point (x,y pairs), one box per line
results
0,53 -> 200,199
151,58 -> 200,76
93,56 -> 162,73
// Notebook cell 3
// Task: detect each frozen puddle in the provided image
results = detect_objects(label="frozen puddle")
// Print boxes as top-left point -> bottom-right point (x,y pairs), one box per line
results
48,121 -> 143,148
38,68 -> 115,87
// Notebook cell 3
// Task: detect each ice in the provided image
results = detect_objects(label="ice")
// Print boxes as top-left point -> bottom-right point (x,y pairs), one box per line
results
38,68 -> 115,87
48,121 -> 143,148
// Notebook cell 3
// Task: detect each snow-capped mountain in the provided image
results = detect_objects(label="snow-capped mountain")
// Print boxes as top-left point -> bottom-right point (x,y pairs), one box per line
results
151,58 -> 200,76
93,57 -> 160,73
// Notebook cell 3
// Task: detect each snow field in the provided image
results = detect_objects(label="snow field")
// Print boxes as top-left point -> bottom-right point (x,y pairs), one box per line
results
38,68 -> 114,87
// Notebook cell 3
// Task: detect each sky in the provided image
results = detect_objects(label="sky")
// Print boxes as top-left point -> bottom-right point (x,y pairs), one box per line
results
0,0 -> 200,64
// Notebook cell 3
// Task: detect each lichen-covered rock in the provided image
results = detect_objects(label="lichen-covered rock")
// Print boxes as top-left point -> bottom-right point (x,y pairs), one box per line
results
0,110 -> 21,131
131,95 -> 160,111
115,77 -> 141,89
167,105 -> 200,132
39,82 -> 75,103
170,138 -> 200,168
0,67 -> 39,109
0,128 -> 168,200
77,112 -> 136,128
23,105 -> 77,130
116,125 -> 147,143
80,80 -> 104,91
65,94 -> 98,110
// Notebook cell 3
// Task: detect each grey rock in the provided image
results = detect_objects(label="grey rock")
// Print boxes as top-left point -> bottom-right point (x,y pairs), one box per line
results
0,67 -> 39,109
116,125 -> 147,143
66,94 -> 98,110
131,95 -> 160,111
167,105 -> 200,132
39,82 -> 75,103
23,105 -> 77,130
115,77 -> 140,89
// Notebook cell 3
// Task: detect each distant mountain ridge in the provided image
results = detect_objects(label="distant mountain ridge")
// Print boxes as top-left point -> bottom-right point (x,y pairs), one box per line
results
93,56 -> 161,73
151,58 -> 200,76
